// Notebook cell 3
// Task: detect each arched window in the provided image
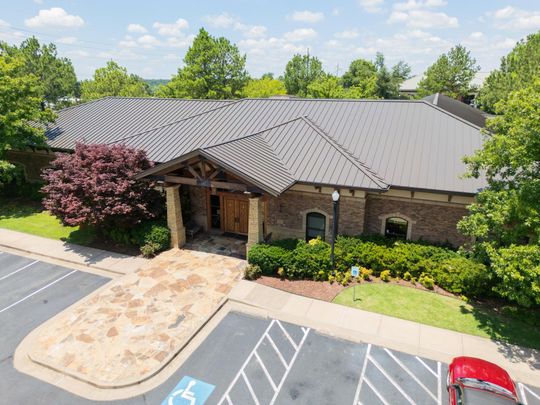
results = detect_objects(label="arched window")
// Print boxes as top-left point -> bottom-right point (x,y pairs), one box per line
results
306,212 -> 326,241
385,217 -> 408,239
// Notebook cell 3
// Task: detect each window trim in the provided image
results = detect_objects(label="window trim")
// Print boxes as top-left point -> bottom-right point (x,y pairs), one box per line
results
303,209 -> 330,241
378,213 -> 415,240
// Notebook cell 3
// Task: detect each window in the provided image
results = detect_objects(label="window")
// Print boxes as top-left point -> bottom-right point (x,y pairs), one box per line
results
306,212 -> 326,241
385,217 -> 408,239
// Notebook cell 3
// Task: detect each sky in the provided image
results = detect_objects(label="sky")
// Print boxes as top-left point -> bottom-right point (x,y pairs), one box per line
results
0,0 -> 539,80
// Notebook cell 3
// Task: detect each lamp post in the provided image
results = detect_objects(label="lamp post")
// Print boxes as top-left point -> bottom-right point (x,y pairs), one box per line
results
330,190 -> 340,269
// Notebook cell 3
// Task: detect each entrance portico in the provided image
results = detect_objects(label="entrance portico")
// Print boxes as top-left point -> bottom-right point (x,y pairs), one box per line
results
138,152 -> 269,253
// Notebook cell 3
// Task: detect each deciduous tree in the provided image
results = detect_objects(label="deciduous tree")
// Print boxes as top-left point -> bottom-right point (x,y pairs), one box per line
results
80,61 -> 150,101
0,37 -> 77,108
283,53 -> 324,97
374,53 -> 410,99
158,28 -> 248,99
0,51 -> 54,186
417,45 -> 479,100
242,77 -> 286,98
42,143 -> 162,228
459,80 -> 540,247
477,33 -> 538,114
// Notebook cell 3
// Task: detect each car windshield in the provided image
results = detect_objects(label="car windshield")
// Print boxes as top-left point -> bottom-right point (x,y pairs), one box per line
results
459,378 -> 514,398
460,384 -> 516,405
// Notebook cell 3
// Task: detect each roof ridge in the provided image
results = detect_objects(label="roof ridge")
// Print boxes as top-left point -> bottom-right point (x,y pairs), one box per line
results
420,99 -> 483,131
300,116 -> 389,189
106,99 -> 244,145
202,116 -> 307,151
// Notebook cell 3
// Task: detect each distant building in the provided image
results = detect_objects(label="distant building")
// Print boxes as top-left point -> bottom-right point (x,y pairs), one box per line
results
400,72 -> 491,104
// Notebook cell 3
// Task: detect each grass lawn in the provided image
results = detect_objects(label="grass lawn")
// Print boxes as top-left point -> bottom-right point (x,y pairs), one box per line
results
333,283 -> 540,350
0,198 -> 95,245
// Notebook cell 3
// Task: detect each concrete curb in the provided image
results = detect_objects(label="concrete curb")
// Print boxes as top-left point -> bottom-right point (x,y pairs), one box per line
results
0,242 -> 127,276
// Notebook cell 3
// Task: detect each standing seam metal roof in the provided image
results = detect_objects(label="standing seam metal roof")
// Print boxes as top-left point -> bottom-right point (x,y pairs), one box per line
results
44,97 -> 487,195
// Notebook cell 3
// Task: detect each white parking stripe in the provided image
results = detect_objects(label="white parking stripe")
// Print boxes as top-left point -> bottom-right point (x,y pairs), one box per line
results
353,344 -> 372,405
0,270 -> 77,314
415,356 -> 438,377
275,320 -> 298,350
0,260 -> 38,282
269,327 -> 309,405
437,361 -> 442,405
363,377 -> 390,405
254,351 -> 277,391
521,383 -> 540,403
242,371 -> 260,405
368,355 -> 416,405
519,384 -> 529,405
383,348 -> 437,402
218,319 -> 310,405
266,334 -> 288,369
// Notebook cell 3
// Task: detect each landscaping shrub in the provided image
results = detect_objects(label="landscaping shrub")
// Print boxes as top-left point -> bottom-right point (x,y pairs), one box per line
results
247,243 -> 293,275
487,245 -> 540,308
103,220 -> 170,257
380,270 -> 391,282
244,264 -> 262,280
248,235 -> 491,300
419,273 -> 435,289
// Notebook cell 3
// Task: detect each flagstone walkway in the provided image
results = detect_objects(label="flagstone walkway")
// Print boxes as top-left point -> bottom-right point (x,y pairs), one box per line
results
26,249 -> 246,388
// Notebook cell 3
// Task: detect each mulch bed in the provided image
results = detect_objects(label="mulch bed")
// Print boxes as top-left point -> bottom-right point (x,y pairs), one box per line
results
255,275 -> 458,302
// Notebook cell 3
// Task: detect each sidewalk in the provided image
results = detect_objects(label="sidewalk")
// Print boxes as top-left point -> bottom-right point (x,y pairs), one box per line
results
229,280 -> 540,386
0,228 -> 147,275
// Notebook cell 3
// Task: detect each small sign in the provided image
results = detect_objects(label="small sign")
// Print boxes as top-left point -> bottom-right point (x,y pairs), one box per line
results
351,266 -> 360,277
162,376 -> 215,405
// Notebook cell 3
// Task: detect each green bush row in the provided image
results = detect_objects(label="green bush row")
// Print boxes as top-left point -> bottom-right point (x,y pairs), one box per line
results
248,235 -> 492,298
103,220 -> 170,257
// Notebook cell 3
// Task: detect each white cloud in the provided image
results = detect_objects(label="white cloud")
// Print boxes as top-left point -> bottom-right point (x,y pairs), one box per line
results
25,7 -> 84,29
394,0 -> 446,11
358,0 -> 385,13
283,28 -> 317,42
334,29 -> 359,39
33,0 -> 43,4
137,34 -> 160,47
153,18 -> 189,36
57,36 -> 77,44
332,8 -> 341,16
202,13 -> 267,38
127,23 -> 147,33
165,34 -> 195,48
491,6 -> 540,31
289,10 -> 325,23
388,10 -> 458,28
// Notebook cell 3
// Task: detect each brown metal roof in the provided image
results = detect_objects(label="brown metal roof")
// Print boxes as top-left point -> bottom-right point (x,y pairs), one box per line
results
45,97 -> 486,195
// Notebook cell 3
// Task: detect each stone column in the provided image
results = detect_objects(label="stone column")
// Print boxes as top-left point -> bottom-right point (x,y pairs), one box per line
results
246,195 -> 264,253
165,185 -> 186,248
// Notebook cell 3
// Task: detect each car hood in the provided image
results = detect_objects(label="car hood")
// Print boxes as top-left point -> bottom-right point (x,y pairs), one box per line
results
451,356 -> 516,395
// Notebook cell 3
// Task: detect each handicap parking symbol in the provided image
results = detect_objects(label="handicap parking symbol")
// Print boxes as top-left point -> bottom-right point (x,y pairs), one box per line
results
161,376 -> 215,405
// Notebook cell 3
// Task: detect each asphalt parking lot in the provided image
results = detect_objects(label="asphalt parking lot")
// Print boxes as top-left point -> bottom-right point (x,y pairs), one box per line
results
1,249 -> 539,405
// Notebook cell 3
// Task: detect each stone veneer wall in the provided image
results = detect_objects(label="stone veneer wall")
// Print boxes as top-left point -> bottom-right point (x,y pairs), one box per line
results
5,149 -> 56,182
364,195 -> 469,246
265,190 -> 366,241
189,186 -> 208,230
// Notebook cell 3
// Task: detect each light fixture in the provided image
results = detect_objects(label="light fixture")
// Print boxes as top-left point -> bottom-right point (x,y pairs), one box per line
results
332,190 -> 340,202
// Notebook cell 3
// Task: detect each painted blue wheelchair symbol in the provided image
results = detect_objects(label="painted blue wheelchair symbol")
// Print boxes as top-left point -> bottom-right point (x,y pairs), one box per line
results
351,266 -> 360,277
161,376 -> 215,405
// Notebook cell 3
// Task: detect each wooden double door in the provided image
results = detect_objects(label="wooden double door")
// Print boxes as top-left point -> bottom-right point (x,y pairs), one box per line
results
223,194 -> 249,235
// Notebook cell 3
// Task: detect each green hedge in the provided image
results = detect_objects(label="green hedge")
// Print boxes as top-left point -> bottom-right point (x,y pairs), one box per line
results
248,235 -> 492,298
487,245 -> 540,308
103,220 -> 170,257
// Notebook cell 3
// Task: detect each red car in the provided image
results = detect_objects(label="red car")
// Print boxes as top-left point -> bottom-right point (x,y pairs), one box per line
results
447,356 -> 522,404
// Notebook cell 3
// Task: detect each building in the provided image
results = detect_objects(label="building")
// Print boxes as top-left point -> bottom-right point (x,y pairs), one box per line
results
400,71 -> 491,104
10,97 -> 486,252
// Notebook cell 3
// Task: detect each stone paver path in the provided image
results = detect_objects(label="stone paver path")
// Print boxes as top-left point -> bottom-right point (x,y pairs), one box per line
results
28,249 -> 245,388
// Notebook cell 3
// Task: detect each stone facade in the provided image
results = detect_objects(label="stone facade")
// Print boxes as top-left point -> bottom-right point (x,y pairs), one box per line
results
265,190 -> 366,241
364,195 -> 469,246
5,149 -> 56,182
246,196 -> 264,252
166,185 -> 186,248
